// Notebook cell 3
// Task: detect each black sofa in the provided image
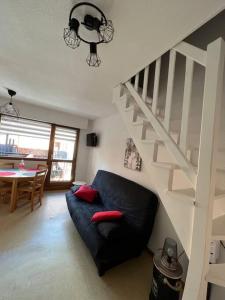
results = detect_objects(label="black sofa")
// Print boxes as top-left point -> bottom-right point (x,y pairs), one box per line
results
66,170 -> 158,275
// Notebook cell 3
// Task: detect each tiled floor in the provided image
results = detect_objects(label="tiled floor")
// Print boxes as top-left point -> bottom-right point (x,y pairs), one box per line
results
0,191 -> 153,300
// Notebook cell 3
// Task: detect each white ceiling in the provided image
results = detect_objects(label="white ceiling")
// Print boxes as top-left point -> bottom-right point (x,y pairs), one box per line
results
0,0 -> 120,119
1,1 -> 225,120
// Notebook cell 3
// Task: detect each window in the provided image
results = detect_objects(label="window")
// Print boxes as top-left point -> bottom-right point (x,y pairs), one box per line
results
53,127 -> 77,160
0,116 -> 51,159
0,115 -> 80,187
50,126 -> 78,182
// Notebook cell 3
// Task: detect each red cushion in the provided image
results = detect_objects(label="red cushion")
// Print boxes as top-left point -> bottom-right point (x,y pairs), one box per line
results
91,211 -> 123,222
74,185 -> 98,203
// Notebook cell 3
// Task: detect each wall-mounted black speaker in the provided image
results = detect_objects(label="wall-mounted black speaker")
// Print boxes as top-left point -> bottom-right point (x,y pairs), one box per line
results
86,133 -> 98,147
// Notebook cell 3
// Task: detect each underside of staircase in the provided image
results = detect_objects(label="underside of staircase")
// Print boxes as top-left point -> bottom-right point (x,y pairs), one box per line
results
113,37 -> 225,300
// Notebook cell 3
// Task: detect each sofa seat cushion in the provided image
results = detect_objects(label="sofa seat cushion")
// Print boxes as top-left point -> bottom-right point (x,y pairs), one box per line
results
66,191 -> 106,256
97,221 -> 133,241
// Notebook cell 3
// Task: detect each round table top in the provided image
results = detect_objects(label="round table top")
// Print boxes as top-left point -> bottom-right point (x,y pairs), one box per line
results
0,168 -> 38,179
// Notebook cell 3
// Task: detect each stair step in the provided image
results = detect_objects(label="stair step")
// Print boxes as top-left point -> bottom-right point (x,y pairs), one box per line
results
141,139 -> 163,145
120,94 -> 128,104
166,189 -> 195,205
212,215 -> 225,240
146,96 -> 153,105
146,100 -> 153,106
124,104 -> 138,112
166,188 -> 225,206
151,161 -> 180,170
215,188 -> 225,200
145,100 -> 165,118
189,146 -> 225,169
120,94 -> 134,109
119,95 -> 129,110
132,120 -> 150,127
206,264 -> 225,287
217,166 -> 225,172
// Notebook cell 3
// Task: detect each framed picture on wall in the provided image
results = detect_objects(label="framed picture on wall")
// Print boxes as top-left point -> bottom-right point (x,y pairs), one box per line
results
124,138 -> 142,171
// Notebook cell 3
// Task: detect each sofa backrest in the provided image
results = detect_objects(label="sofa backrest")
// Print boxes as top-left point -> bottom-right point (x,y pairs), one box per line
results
92,170 -> 158,238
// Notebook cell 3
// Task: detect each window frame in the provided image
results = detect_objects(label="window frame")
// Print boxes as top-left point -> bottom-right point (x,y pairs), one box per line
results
0,114 -> 80,189
46,124 -> 80,190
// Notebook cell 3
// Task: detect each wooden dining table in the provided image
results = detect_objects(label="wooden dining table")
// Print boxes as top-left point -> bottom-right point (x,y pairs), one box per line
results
0,168 -> 38,212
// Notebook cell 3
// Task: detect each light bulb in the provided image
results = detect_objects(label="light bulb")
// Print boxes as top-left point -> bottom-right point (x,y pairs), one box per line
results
99,20 -> 114,43
86,43 -> 101,67
63,28 -> 80,49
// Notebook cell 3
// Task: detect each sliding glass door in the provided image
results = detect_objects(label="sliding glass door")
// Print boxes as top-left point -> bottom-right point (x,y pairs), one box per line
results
46,125 -> 79,189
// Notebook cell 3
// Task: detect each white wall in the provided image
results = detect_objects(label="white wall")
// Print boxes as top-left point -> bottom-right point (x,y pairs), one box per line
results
86,113 -> 189,275
75,128 -> 90,181
0,97 -> 88,129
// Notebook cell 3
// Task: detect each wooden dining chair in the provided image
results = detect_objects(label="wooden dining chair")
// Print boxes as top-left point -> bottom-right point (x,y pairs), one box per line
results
0,162 -> 15,169
0,162 -> 15,202
16,169 -> 48,211
0,183 -> 13,202
37,164 -> 48,170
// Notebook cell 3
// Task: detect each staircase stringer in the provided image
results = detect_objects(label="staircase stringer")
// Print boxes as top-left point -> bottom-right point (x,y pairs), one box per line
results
125,81 -> 197,187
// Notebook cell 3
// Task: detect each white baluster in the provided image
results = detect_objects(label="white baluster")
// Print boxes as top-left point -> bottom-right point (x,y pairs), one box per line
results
134,73 -> 139,91
142,66 -> 149,102
167,169 -> 174,191
164,50 -> 176,131
180,58 -> 194,154
152,142 -> 158,162
152,57 -> 161,115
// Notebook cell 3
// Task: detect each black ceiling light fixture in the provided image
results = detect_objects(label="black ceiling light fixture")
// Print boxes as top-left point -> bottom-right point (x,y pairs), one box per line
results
63,2 -> 114,67
0,89 -> 19,117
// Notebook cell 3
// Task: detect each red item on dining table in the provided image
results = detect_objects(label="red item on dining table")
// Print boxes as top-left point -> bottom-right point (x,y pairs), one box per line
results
0,171 -> 16,176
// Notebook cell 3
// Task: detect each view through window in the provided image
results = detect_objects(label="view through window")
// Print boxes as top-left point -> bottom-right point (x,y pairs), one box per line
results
0,116 -> 51,159
0,115 -> 79,185
50,127 -> 78,182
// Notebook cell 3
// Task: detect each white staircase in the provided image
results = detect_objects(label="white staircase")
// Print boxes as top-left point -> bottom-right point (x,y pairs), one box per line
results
113,37 -> 225,300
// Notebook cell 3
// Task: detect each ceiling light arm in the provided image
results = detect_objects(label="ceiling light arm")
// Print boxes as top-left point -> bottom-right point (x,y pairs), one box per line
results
69,2 -> 107,24
68,2 -> 107,45
76,32 -> 104,45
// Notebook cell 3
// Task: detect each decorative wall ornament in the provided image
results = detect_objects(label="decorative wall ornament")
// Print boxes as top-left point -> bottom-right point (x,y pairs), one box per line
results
124,138 -> 142,171
63,2 -> 114,67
